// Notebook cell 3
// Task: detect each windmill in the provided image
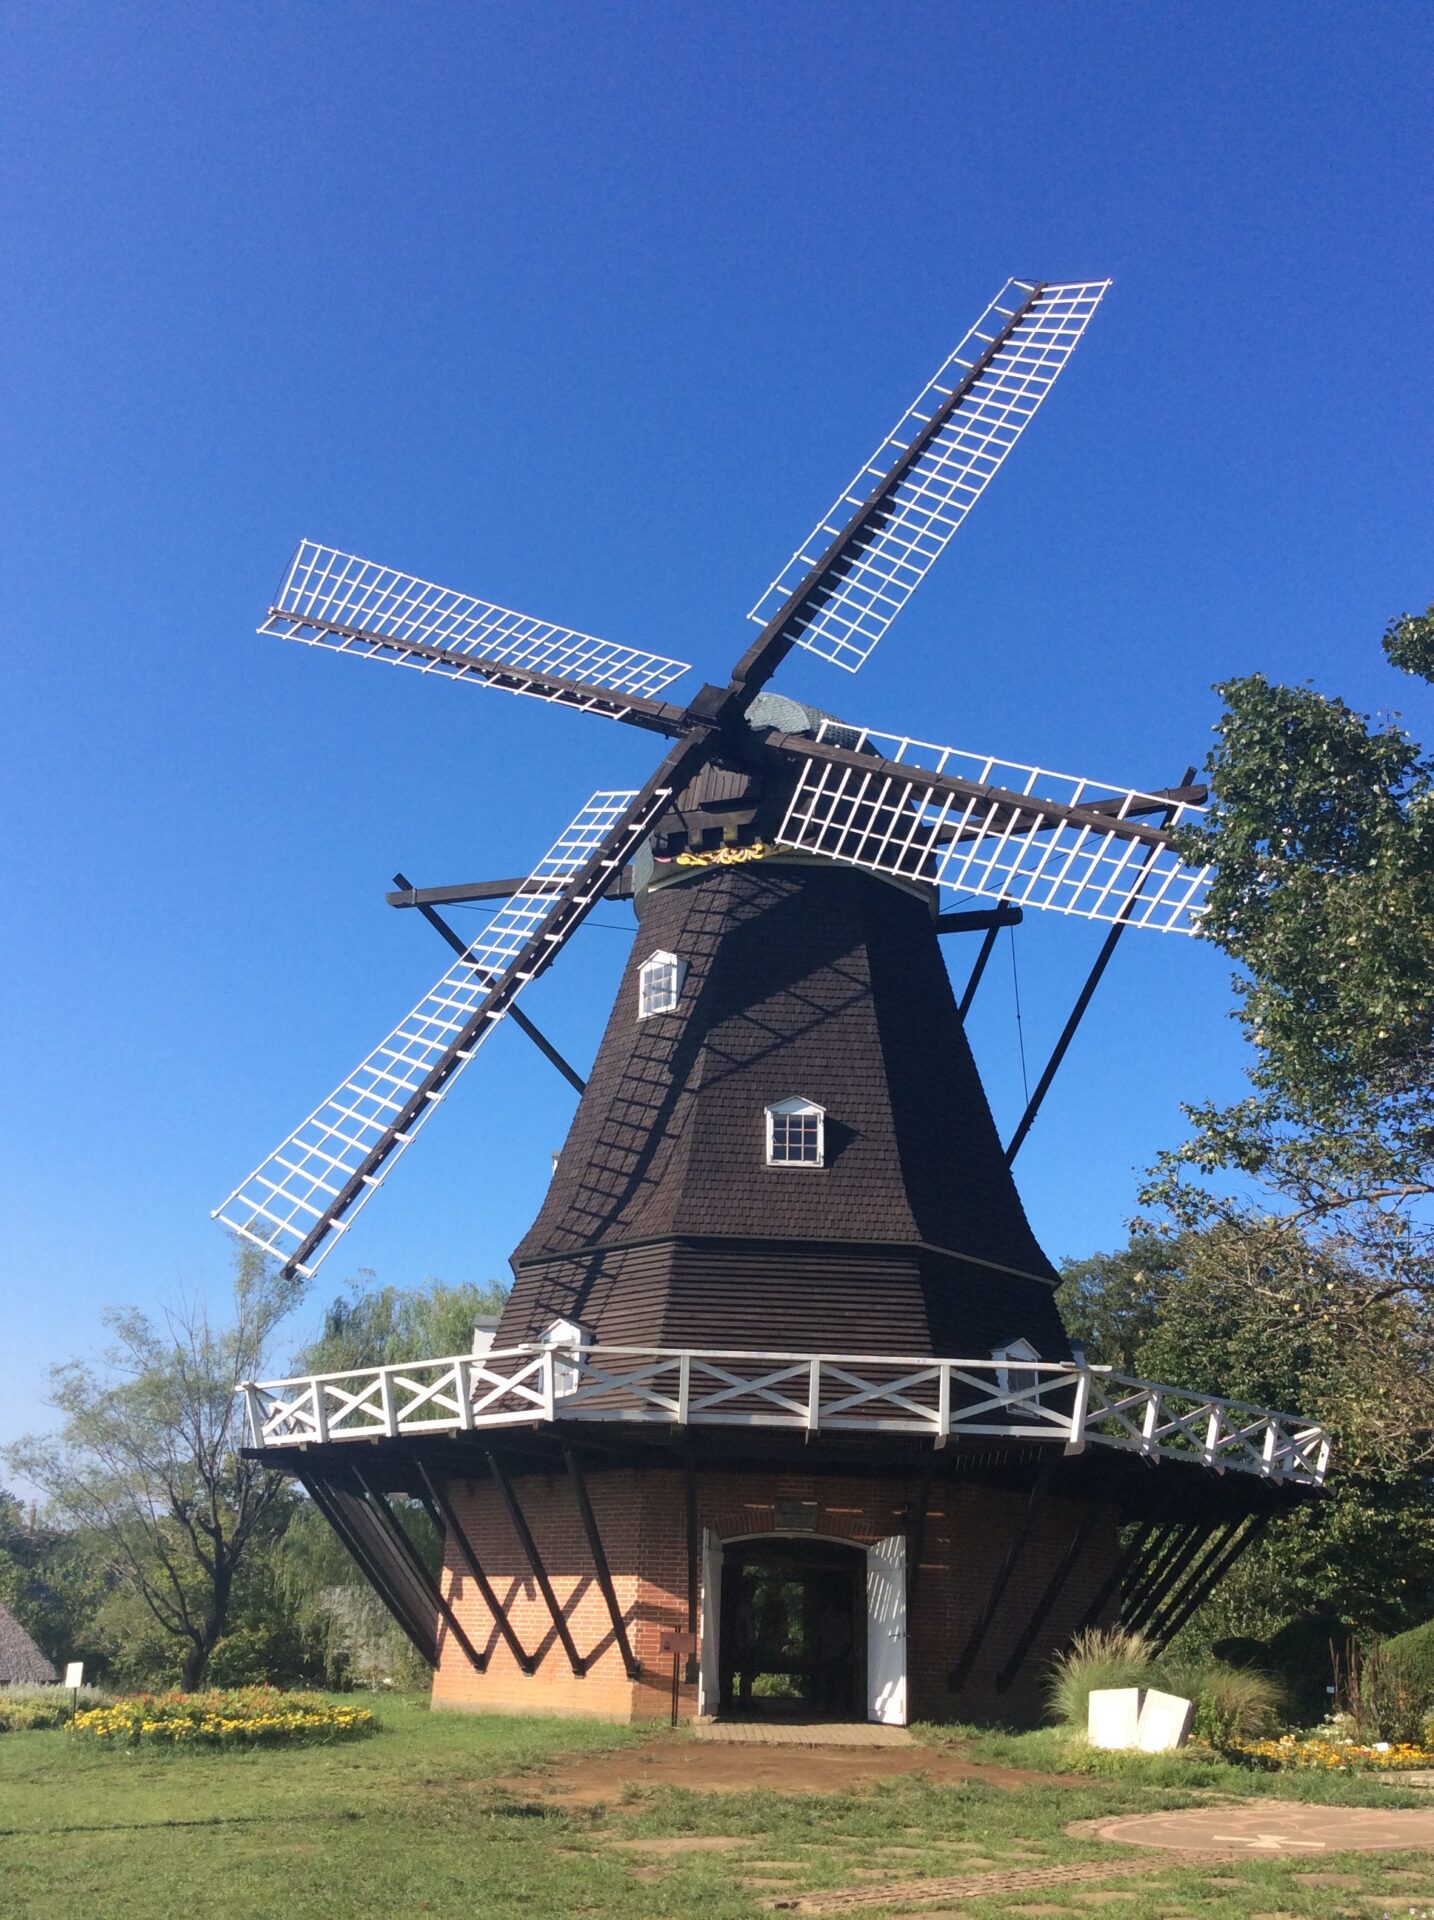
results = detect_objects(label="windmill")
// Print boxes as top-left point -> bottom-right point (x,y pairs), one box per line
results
225,280 -> 1327,1727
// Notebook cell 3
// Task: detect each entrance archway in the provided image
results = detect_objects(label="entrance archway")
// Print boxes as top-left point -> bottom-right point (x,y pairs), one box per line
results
716,1535 -> 868,1720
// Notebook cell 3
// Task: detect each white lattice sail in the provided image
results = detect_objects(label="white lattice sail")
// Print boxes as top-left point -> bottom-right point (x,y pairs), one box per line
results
777,724 -> 1211,933
215,791 -> 661,1275
263,541 -> 690,708
749,279 -> 1110,671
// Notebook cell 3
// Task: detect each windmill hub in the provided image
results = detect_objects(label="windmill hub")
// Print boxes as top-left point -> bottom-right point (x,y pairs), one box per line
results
221,277 -> 1327,1729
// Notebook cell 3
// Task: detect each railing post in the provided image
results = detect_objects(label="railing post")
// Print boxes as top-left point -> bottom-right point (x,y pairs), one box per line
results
455,1357 -> 475,1431
807,1358 -> 822,1431
936,1362 -> 951,1449
1203,1403 -> 1222,1467
242,1383 -> 266,1449
677,1351 -> 690,1426
1261,1420 -> 1279,1477
1140,1388 -> 1161,1457
542,1349 -> 556,1423
311,1377 -> 329,1444
1315,1436 -> 1332,1485
378,1367 -> 398,1438
1064,1365 -> 1089,1455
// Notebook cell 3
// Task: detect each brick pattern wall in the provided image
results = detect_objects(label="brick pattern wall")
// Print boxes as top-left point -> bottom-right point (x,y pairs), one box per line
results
430,1465 -> 1119,1726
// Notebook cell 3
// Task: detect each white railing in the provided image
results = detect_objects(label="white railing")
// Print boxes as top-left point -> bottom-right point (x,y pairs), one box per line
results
239,1346 -> 1330,1487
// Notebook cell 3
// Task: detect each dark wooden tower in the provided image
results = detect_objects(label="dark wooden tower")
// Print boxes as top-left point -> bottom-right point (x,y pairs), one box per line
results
223,279 -> 1330,1726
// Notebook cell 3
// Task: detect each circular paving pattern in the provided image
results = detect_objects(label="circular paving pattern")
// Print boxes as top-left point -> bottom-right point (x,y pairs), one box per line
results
1089,1799 -> 1434,1855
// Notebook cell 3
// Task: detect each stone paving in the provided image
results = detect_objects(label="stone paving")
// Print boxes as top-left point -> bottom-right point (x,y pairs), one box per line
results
693,1718 -> 913,1747
1088,1797 -> 1434,1854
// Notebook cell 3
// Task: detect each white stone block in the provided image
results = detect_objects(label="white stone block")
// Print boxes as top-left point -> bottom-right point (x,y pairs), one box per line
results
1087,1686 -> 1144,1748
1135,1688 -> 1194,1751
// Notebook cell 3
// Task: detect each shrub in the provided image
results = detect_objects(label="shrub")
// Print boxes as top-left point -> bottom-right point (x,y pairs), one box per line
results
0,1683 -> 110,1733
1186,1663 -> 1284,1744
1046,1627 -> 1156,1729
1334,1641 -> 1433,1746
1383,1618 -> 1434,1698
70,1686 -> 376,1750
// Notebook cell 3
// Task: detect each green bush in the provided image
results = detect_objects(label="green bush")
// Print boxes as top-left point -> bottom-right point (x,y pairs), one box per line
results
1383,1618 -> 1434,1695
1184,1663 -> 1284,1744
0,1683 -> 110,1733
1046,1627 -> 1156,1729
1335,1641 -> 1433,1746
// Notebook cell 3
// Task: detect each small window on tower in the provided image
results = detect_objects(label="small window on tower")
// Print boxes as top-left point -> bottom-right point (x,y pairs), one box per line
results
765,1096 -> 825,1168
638,950 -> 686,1018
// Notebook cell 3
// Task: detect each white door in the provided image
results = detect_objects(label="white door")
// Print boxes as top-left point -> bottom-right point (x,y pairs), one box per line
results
866,1533 -> 907,1725
698,1528 -> 724,1715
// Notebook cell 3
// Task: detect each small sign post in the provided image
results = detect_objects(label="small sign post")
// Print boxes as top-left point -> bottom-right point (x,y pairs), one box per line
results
64,1662 -> 83,1721
658,1629 -> 696,1727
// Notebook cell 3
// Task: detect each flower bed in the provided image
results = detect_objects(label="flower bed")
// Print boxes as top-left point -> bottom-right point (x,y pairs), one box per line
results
1219,1732 -> 1434,1772
71,1686 -> 376,1749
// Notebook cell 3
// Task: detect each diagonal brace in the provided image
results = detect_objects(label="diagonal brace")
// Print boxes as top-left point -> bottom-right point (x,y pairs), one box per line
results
487,1452 -> 587,1675
417,1461 -> 536,1673
564,1447 -> 640,1679
349,1465 -> 488,1673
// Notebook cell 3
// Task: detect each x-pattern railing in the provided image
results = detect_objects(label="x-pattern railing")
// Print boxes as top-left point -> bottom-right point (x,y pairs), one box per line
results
240,1345 -> 1329,1486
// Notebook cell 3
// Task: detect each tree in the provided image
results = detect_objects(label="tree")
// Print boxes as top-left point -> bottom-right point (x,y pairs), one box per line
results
1140,604 -> 1434,1453
6,1250 -> 291,1690
295,1273 -> 508,1374
1059,1221 -> 1434,1646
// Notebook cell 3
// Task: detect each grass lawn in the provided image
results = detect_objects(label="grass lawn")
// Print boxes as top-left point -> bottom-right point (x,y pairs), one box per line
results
2,1697 -> 1433,1919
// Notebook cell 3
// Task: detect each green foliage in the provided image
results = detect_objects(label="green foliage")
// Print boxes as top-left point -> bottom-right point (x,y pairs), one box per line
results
0,1684 -> 107,1733
1334,1640 -> 1434,1746
1382,1616 -> 1434,1696
1062,1222 -> 1434,1662
1384,602 -> 1434,682
1144,611 -> 1434,1380
296,1272 -> 508,1373
1045,1626 -> 1156,1728
0,1490 -> 110,1673
4,1249 -> 293,1691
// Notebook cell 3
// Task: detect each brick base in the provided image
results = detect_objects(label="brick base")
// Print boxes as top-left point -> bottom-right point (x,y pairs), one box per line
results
430,1463 -> 1119,1726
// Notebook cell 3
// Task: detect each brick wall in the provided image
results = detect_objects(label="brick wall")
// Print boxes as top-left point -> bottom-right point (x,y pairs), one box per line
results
430,1463 -> 1119,1726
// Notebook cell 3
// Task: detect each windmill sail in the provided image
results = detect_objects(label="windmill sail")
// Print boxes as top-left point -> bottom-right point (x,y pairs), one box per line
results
262,541 -> 690,720
214,788 -> 668,1278
747,279 -> 1109,673
773,722 -> 1210,933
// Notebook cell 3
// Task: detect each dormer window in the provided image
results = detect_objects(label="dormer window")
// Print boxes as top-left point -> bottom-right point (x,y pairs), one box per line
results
992,1337 -> 1041,1398
765,1096 -> 825,1168
541,1317 -> 588,1397
638,950 -> 686,1018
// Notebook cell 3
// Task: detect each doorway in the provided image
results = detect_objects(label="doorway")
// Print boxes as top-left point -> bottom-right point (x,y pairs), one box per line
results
716,1536 -> 867,1720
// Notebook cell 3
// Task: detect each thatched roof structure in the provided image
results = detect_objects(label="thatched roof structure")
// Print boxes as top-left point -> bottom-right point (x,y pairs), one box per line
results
0,1600 -> 56,1685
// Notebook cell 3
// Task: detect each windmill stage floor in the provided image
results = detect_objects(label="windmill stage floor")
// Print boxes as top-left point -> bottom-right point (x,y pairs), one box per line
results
5,1697 -> 1434,1920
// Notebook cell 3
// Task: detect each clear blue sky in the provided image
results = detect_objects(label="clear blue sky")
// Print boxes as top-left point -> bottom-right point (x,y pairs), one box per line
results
2,2 -> 1430,1450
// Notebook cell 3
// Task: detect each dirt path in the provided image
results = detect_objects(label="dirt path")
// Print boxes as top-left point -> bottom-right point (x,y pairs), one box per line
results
495,1735 -> 1084,1804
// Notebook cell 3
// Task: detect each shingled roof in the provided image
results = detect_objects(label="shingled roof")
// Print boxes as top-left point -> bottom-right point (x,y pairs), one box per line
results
0,1600 -> 56,1685
498,857 -> 1071,1361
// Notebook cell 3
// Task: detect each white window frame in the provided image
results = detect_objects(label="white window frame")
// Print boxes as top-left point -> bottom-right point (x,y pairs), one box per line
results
765,1095 -> 826,1169
992,1336 -> 1042,1400
638,949 -> 687,1019
541,1317 -> 589,1397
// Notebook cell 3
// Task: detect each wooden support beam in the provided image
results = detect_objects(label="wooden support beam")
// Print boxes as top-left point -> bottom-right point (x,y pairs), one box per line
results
1143,1521 -> 1240,1645
1125,1521 -> 1217,1636
936,904 -> 1023,937
487,1452 -> 586,1675
1076,1520 -> 1155,1634
948,1465 -> 1049,1692
995,1504 -> 1100,1693
958,913 -> 1005,1020
349,1466 -> 488,1674
564,1447 -> 639,1680
1152,1514 -> 1272,1652
1005,771 -> 1195,1165
296,1465 -> 436,1668
417,1461 -> 535,1673
1119,1521 -> 1193,1627
393,871 -> 587,1095
388,868 -> 637,910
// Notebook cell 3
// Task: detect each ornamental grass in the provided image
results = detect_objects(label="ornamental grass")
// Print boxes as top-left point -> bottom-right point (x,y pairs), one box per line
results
71,1686 -> 376,1750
